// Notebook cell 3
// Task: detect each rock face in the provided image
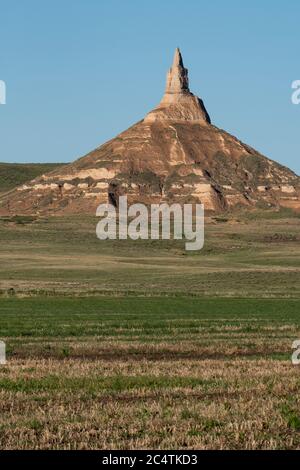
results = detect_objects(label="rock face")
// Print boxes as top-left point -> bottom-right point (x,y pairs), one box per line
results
145,48 -> 211,124
1,48 -> 299,215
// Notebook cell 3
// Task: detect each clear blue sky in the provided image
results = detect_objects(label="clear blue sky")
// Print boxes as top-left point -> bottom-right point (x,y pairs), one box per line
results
0,0 -> 299,174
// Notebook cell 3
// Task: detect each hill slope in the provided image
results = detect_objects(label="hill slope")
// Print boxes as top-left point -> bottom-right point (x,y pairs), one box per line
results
0,49 -> 299,215
0,162 -> 64,194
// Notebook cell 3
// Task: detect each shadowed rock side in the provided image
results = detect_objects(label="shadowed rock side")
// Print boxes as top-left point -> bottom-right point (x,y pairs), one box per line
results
1,48 -> 299,215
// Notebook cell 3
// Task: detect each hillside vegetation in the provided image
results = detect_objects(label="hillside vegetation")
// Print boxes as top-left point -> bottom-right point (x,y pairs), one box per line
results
0,162 -> 64,193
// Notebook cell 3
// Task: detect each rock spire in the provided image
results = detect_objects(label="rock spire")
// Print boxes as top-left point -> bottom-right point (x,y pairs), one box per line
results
145,47 -> 211,123
165,47 -> 190,95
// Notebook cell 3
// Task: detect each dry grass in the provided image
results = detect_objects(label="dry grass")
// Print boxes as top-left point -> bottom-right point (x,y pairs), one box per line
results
0,212 -> 299,298
1,300 -> 300,450
0,354 -> 300,449
0,213 -> 299,449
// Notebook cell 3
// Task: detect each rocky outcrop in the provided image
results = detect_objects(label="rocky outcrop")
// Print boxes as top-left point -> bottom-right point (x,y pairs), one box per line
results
145,48 -> 211,124
0,48 -> 299,215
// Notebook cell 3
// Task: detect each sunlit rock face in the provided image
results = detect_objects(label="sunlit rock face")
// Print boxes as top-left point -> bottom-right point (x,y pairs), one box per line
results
145,48 -> 211,124
1,48 -> 299,215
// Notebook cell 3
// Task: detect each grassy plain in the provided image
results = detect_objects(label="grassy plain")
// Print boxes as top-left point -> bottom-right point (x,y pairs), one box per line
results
0,210 -> 299,449
0,210 -> 299,298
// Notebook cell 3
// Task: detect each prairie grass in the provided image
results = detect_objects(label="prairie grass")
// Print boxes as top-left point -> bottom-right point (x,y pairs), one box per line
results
0,296 -> 300,449
0,212 -> 299,298
0,213 -> 299,449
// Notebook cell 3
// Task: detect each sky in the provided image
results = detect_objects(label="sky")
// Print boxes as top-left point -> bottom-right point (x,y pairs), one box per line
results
0,0 -> 299,174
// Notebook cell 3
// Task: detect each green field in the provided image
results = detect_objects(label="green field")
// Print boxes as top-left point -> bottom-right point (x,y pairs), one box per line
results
0,211 -> 299,449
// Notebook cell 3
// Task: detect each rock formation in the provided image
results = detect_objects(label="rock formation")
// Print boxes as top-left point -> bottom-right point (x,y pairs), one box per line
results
145,48 -> 211,124
0,48 -> 299,215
